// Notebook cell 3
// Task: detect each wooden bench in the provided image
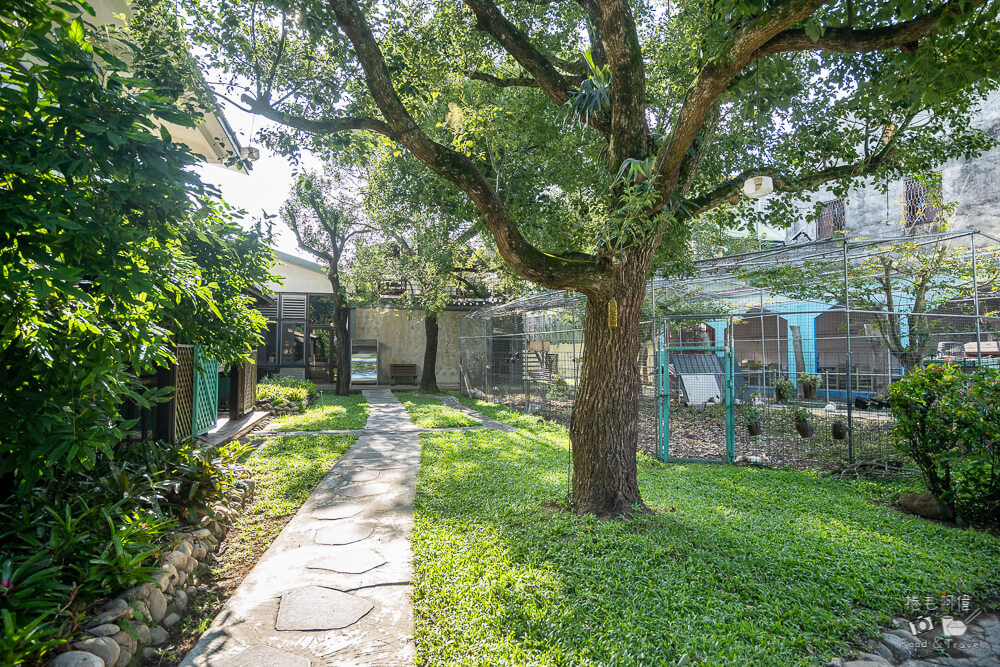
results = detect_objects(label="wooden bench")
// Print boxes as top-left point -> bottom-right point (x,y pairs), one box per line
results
390,363 -> 418,385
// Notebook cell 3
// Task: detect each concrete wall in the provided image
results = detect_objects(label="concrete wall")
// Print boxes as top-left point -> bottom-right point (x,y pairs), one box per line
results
353,308 -> 464,387
785,89 -> 1000,243
264,255 -> 466,387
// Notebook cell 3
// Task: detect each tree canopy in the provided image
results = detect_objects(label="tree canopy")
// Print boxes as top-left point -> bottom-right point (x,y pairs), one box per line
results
0,0 -> 273,492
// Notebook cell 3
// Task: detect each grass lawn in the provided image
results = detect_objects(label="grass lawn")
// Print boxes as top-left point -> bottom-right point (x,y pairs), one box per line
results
400,393 -> 479,428
413,399 -> 1000,666
271,392 -> 369,431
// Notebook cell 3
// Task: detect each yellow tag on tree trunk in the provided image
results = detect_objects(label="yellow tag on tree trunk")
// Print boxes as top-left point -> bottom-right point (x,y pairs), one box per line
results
608,297 -> 618,328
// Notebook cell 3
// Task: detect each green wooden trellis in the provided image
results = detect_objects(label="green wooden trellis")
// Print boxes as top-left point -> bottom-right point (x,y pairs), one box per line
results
191,346 -> 219,437
656,335 -> 735,463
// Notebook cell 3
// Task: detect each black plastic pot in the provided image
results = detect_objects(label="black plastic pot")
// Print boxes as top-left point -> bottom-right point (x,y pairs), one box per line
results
802,382 -> 818,400
831,420 -> 848,440
795,417 -> 814,438
747,419 -> 762,437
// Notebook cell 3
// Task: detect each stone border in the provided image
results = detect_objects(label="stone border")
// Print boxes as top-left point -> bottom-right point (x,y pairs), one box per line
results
49,481 -> 255,667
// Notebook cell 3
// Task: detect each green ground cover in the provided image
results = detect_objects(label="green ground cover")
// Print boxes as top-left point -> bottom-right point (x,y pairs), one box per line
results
271,392 -> 369,431
413,400 -> 1000,666
400,393 -> 479,428
219,433 -> 355,580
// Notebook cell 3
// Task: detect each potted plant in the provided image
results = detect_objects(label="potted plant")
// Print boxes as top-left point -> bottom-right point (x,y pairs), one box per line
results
774,378 -> 795,403
744,406 -> 763,436
798,372 -> 821,400
791,405 -> 814,438
831,419 -> 848,440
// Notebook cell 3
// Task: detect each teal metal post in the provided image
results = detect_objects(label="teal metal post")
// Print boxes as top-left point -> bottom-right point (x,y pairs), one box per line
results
658,333 -> 670,461
725,345 -> 735,463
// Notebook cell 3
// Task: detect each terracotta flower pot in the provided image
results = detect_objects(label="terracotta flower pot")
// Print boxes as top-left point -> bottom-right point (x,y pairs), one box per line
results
795,417 -> 814,438
831,420 -> 848,440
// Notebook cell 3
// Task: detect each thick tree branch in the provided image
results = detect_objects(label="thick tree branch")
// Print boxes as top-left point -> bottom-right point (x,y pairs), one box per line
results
654,0 -> 987,219
651,0 -> 828,211
677,150 -> 897,223
598,0 -> 649,166
679,105 -> 911,220
242,94 -> 396,137
574,0 -> 606,68
327,0 -> 605,292
759,0 -> 987,57
462,0 -> 608,136
463,0 -> 575,108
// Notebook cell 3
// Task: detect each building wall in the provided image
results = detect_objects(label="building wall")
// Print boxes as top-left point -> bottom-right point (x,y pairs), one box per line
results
785,89 -> 1000,243
268,261 -> 332,294
263,255 -> 471,387
354,308 -> 464,387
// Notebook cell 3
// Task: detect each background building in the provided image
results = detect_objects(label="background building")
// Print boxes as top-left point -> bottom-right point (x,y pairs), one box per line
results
785,89 -> 1000,244
260,251 -> 494,388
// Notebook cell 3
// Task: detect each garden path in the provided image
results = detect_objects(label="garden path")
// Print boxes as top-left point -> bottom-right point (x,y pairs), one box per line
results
181,389 -> 435,666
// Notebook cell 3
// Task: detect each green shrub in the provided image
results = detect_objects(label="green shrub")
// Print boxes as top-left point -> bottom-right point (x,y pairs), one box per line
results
0,438 -> 248,663
258,376 -> 317,410
259,375 -> 318,399
257,383 -> 308,406
889,364 -> 1000,525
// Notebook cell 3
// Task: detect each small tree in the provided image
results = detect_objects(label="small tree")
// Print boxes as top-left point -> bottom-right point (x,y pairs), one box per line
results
739,234 -> 1000,372
353,153 -> 519,392
281,170 -> 372,395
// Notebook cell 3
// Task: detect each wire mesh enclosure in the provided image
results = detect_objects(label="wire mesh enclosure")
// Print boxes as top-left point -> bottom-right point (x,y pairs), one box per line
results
460,230 -> 1000,471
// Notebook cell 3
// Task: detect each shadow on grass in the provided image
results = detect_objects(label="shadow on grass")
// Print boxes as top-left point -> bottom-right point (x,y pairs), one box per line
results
245,434 -> 355,512
272,393 -> 369,431
413,419 -> 1000,666
397,392 -> 479,428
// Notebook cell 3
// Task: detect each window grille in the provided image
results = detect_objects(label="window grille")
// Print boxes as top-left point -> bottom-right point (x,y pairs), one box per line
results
817,199 -> 846,239
904,177 -> 941,230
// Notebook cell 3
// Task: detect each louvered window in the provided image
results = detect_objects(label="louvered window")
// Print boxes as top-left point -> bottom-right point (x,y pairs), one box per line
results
280,294 -> 307,320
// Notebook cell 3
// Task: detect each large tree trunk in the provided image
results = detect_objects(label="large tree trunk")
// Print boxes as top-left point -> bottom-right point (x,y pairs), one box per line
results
569,265 -> 649,517
420,312 -> 440,393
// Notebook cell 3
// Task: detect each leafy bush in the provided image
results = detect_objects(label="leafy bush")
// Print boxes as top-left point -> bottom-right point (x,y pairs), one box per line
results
798,372 -> 821,386
0,0 -> 273,497
259,375 -> 317,402
257,383 -> 309,407
889,364 -> 1000,525
774,378 -> 795,402
0,438 -> 248,663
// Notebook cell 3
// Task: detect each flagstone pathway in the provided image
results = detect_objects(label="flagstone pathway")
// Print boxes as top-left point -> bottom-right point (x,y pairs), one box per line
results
181,389 -> 472,667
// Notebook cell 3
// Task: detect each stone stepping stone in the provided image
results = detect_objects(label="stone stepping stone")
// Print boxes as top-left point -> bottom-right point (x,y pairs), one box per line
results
344,470 -> 379,483
312,503 -> 364,520
307,547 -> 387,574
217,645 -> 310,667
275,586 -> 373,631
315,522 -> 375,545
341,483 -> 391,498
